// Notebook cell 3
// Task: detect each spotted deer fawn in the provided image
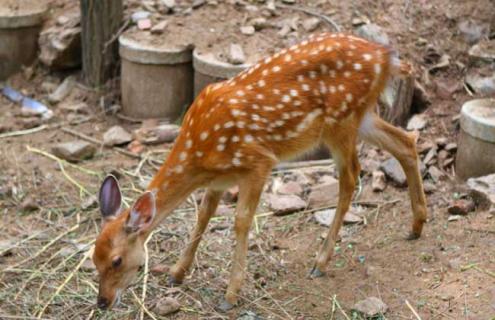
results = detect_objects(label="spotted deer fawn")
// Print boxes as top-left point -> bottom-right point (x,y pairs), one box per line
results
93,33 -> 427,311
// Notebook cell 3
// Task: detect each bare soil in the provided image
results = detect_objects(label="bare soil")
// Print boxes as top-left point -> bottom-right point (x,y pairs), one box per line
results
0,0 -> 494,319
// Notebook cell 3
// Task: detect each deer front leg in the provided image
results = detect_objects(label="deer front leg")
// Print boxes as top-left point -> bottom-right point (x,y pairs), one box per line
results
218,165 -> 272,312
169,189 -> 222,285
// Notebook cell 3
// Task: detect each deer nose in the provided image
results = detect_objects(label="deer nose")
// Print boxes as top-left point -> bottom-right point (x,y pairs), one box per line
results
97,296 -> 110,309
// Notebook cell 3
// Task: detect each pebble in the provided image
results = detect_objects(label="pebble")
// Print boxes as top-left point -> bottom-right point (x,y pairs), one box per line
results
448,199 -> 475,215
308,178 -> 340,208
228,44 -> 246,65
407,114 -> 428,131
151,20 -> 168,34
371,170 -> 386,192
154,297 -> 181,316
352,297 -> 388,317
52,140 -> 96,162
266,194 -> 306,216
48,76 -> 75,104
380,158 -> 406,187
240,25 -> 255,35
302,17 -> 320,32
103,126 -> 132,146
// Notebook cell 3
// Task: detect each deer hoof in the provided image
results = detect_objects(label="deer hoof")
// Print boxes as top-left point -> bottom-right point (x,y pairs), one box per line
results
216,299 -> 234,312
308,267 -> 325,278
167,275 -> 182,287
406,232 -> 421,241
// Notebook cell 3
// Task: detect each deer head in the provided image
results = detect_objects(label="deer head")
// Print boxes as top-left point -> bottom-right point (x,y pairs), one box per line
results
92,175 -> 156,309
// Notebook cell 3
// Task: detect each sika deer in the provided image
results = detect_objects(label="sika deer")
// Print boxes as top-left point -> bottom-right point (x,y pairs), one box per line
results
93,32 -> 427,311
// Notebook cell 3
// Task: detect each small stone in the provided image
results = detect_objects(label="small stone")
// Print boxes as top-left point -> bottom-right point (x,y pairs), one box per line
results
276,181 -> 303,196
277,24 -> 291,38
448,199 -> 475,216
132,124 -> 179,145
428,166 -> 445,183
237,310 -> 263,320
465,73 -> 495,95
448,215 -> 463,222
48,76 -> 75,104
423,181 -> 436,194
60,102 -> 89,114
240,25 -> 255,35
228,44 -> 246,65
151,20 -> 168,34
81,258 -> 97,272
267,194 -> 306,216
302,17 -> 320,32
355,24 -> 390,45
435,137 -> 448,148
150,264 -> 169,275
81,195 -> 97,210
407,114 -> 428,131
137,19 -> 152,30
468,40 -> 495,61
161,0 -> 176,9
52,140 -> 96,162
314,209 -> 336,226
131,11 -> 151,23
380,158 -> 406,187
308,178 -> 340,208
154,297 -> 181,316
20,196 -> 39,212
103,126 -> 132,146
192,0 -> 206,9
423,146 -> 438,166
250,17 -> 268,30
458,20 -> 489,45
444,143 -> 457,152
371,170 -> 386,192
344,211 -> 363,224
352,297 -> 388,317
18,117 -> 42,129
281,0 -> 295,4
467,174 -> 495,208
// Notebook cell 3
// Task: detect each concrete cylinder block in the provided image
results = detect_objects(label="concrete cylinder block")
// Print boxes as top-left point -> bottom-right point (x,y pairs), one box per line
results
192,49 -> 250,97
119,31 -> 193,120
456,98 -> 495,180
0,1 -> 47,80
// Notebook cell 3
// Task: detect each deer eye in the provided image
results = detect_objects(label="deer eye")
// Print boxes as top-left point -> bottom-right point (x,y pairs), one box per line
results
112,257 -> 122,268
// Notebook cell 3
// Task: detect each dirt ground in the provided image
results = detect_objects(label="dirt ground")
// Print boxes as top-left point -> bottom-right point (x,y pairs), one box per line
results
1,0 -> 494,319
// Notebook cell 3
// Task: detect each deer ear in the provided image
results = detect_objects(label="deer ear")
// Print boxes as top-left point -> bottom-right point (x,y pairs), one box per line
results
98,175 -> 122,219
125,191 -> 156,234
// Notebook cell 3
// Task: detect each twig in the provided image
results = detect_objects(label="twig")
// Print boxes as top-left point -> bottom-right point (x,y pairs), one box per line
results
3,224 -> 79,272
139,231 -> 154,320
131,290 -> 158,320
103,18 -> 131,53
465,227 -> 495,235
405,299 -> 422,320
61,127 -> 141,159
331,295 -> 351,320
36,246 -> 94,319
276,3 -> 341,32
0,125 -> 48,139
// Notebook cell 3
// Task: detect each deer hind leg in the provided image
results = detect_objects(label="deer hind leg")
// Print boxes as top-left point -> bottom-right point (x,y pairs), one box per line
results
359,113 -> 427,239
311,132 -> 361,277
219,161 -> 273,311
169,189 -> 223,285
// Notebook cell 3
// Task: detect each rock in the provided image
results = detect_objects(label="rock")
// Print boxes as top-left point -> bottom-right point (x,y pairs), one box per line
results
81,195 -> 97,210
352,297 -> 388,318
276,181 -> 303,196
372,170 -> 386,192
458,20 -> 489,45
355,24 -> 390,45
423,146 -> 437,166
237,310 -> 263,320
250,17 -> 268,31
48,76 -> 76,104
467,174 -> 495,209
314,209 -> 335,226
133,124 -> 180,145
151,20 -> 168,34
81,258 -> 96,272
465,73 -> 495,95
380,158 -> 406,187
267,194 -> 306,216
302,17 -> 320,32
39,11 -> 81,70
240,25 -> 255,36
278,24 -> 291,38
282,0 -> 295,4
137,19 -> 152,30
444,143 -> 457,152
161,0 -> 176,9
192,0 -> 206,9
435,137 -> 448,148
344,210 -> 363,225
17,117 -> 42,129
52,141 -> 96,162
103,126 -> 132,146
448,199 -> 475,215
228,44 -> 246,65
468,40 -> 495,61
150,264 -> 169,275
407,114 -> 428,131
20,196 -> 39,211
154,297 -> 181,316
131,11 -> 151,23
448,215 -> 463,222
308,178 -> 340,208
428,166 -> 445,183
423,181 -> 436,194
